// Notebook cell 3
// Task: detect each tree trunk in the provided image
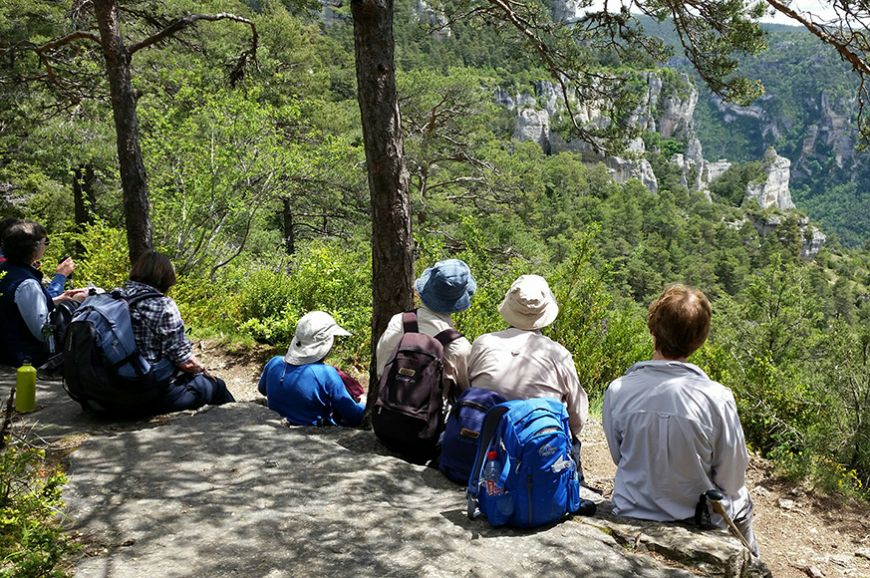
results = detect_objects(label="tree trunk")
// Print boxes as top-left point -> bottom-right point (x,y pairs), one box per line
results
93,0 -> 153,265
72,164 -> 96,256
351,0 -> 415,408
282,197 -> 294,255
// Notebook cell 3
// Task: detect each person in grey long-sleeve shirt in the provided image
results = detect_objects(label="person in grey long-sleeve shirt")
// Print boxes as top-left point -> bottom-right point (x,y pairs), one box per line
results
602,284 -> 759,556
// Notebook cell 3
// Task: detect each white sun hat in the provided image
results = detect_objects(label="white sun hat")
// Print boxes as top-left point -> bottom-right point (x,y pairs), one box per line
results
498,274 -> 559,331
284,311 -> 351,366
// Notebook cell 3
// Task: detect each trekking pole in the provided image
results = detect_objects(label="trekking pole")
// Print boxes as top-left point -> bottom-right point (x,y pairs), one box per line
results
704,489 -> 753,553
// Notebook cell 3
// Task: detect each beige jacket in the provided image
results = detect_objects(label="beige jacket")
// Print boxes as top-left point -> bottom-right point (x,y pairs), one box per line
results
468,327 -> 588,437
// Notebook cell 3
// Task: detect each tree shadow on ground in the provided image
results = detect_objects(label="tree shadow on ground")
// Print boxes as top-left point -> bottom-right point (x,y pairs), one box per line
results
63,403 -> 704,578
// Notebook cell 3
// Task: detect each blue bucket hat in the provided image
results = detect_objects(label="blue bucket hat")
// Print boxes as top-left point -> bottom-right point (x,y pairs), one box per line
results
415,259 -> 476,313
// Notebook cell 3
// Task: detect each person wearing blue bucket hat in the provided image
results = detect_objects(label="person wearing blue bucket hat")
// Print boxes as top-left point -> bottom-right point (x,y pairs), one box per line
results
376,259 -> 476,393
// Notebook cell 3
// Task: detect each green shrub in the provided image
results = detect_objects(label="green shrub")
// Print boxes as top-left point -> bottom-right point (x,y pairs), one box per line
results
71,221 -> 130,291
0,437 -> 77,578
236,240 -> 372,365
546,231 -> 650,396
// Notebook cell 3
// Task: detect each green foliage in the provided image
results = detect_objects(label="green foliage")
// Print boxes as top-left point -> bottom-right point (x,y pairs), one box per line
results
545,231 -> 650,397
0,438 -> 77,578
142,85 -> 305,274
809,320 -> 870,492
696,256 -> 825,454
235,240 -> 372,365
69,222 -> 130,291
643,131 -> 685,158
794,181 -> 870,248
709,161 -> 764,206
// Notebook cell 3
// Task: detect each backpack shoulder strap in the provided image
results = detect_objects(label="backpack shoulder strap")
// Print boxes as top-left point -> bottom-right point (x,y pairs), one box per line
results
434,328 -> 462,347
122,290 -> 163,308
401,310 -> 419,334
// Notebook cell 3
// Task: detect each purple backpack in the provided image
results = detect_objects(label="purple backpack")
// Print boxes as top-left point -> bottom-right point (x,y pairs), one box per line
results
439,387 -> 506,484
372,311 -> 461,464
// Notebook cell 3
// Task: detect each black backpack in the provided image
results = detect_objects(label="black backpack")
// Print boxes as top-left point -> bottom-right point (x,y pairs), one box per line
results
36,299 -> 82,376
49,299 -> 80,350
63,290 -> 168,414
372,311 -> 461,464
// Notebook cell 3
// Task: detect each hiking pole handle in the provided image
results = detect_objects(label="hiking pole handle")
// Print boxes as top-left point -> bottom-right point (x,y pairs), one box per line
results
704,490 -> 753,553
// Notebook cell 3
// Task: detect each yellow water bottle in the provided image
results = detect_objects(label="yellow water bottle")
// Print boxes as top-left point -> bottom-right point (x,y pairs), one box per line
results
15,359 -> 37,413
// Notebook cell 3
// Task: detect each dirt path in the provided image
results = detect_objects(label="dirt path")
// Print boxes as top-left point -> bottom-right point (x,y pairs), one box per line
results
198,341 -> 870,578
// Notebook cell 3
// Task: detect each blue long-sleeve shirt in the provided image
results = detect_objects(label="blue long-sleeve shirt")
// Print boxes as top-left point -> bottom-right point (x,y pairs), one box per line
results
257,356 -> 364,427
45,273 -> 67,298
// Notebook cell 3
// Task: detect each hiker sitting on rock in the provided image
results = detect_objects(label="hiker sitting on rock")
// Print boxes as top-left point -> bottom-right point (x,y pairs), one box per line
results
602,284 -> 759,556
258,311 -> 364,427
0,217 -> 77,297
467,274 -> 589,478
0,221 -> 87,367
121,251 -> 234,413
375,259 -> 476,394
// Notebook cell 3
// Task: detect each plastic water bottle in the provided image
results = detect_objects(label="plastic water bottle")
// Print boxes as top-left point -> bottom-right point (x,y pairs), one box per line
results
42,321 -> 56,354
483,450 -> 503,495
15,359 -> 37,413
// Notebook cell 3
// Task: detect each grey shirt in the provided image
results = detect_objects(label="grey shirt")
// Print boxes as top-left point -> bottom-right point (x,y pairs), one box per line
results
602,360 -> 750,523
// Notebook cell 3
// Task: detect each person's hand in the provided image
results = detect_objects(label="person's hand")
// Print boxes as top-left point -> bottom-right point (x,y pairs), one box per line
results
53,289 -> 87,304
179,357 -> 207,374
56,257 -> 76,277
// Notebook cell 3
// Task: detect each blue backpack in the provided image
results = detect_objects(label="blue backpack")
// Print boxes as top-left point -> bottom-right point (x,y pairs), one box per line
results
63,290 -> 169,413
466,398 -> 585,528
438,387 -> 506,484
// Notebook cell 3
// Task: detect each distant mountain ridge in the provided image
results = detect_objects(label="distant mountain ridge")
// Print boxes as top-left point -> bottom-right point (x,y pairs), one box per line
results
632,14 -> 869,246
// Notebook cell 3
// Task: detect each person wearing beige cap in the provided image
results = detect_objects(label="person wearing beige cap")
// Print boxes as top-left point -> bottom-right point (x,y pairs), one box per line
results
258,311 -> 365,426
468,274 -> 589,474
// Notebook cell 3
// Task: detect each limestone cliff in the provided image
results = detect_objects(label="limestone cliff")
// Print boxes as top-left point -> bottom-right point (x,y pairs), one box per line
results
702,85 -> 860,193
503,73 -> 826,258
745,148 -> 795,210
505,72 -> 721,198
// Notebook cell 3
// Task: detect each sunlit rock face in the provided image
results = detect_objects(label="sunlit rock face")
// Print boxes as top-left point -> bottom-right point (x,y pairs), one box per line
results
745,148 -> 795,210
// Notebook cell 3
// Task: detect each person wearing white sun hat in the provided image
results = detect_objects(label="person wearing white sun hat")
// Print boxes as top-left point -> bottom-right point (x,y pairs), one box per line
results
468,274 -> 589,474
258,311 -> 365,426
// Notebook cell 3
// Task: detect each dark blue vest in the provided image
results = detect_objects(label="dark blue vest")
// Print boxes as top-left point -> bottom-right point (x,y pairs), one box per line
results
0,263 -> 55,367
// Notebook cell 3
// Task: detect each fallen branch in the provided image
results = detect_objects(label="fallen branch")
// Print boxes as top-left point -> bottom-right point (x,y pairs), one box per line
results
0,384 -> 15,451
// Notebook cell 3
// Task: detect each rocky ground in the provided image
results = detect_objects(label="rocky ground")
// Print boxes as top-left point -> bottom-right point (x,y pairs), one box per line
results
202,341 -> 870,578
3,340 -> 869,577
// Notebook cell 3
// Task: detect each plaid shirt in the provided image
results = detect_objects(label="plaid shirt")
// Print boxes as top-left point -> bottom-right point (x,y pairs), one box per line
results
122,281 -> 192,365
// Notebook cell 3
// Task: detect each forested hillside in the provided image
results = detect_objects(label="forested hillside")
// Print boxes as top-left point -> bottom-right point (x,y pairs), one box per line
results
1,0 -> 869,509
679,22 -> 870,247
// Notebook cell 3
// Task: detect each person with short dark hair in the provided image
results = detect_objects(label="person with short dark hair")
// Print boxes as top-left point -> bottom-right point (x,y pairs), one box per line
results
118,251 -> 234,413
602,284 -> 759,556
1,217 -> 76,296
0,221 -> 86,366
0,217 -> 20,263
